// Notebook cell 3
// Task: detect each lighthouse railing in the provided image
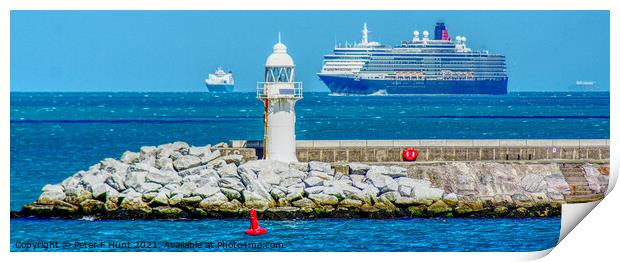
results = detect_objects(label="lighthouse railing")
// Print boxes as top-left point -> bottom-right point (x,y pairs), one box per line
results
256,82 -> 303,99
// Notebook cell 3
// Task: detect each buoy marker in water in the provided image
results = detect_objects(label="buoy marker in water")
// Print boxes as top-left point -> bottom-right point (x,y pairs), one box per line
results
245,209 -> 267,235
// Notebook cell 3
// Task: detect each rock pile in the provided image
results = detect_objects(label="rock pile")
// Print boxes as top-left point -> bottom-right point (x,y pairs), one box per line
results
16,141 -> 574,219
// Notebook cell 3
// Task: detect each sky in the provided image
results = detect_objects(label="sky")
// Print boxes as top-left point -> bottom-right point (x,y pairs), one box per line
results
10,10 -> 610,92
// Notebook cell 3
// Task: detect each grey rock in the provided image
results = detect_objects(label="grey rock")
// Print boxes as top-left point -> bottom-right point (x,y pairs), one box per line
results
511,193 -> 531,202
442,193 -> 459,205
217,163 -> 239,178
219,177 -> 245,192
193,185 -> 220,198
37,189 -> 66,205
339,198 -> 363,208
366,173 -> 398,193
201,150 -> 222,164
308,170 -> 333,181
242,190 -> 275,209
547,192 -> 565,201
545,173 -> 571,194
304,186 -> 326,195
292,198 -> 316,208
303,176 -> 324,187
139,146 -> 158,159
309,161 -> 332,173
220,187 -> 241,200
173,155 -> 202,171
156,158 -> 175,171
367,165 -> 407,178
520,174 -> 546,193
150,191 -> 169,206
168,194 -> 184,206
221,154 -> 244,165
238,164 -> 273,202
140,182 -> 162,193
270,187 -> 287,200
323,186 -> 345,200
289,162 -> 309,172
91,183 -> 108,199
145,170 -> 182,186
120,151 -> 140,164
124,172 -> 147,191
380,191 -> 400,202
199,192 -> 228,208
398,185 -> 413,197
412,186 -> 444,201
348,163 -> 371,175
189,146 -> 212,157
119,191 -> 150,211
308,193 -> 339,205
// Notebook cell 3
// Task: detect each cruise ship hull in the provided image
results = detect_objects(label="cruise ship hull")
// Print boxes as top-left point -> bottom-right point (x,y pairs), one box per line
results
318,75 -> 508,95
206,84 -> 234,93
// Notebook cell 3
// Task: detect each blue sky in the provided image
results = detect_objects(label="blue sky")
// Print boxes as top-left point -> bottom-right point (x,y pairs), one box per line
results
11,10 -> 609,92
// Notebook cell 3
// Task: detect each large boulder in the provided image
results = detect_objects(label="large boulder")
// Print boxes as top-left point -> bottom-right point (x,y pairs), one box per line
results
427,200 -> 452,216
189,146 -> 212,157
173,155 -> 202,171
308,193 -> 339,205
413,186 -> 444,201
348,163 -> 370,175
219,177 -> 245,192
199,192 -> 228,209
242,190 -> 275,209
544,173 -> 571,194
366,173 -> 398,193
238,164 -> 273,202
304,186 -> 325,195
193,185 -> 220,198
303,176 -> 324,187
309,161 -> 332,174
145,170 -> 182,186
291,198 -> 316,208
520,174 -> 547,193
139,146 -> 158,159
217,163 -> 239,178
221,154 -> 244,166
221,187 -> 241,200
119,191 -> 150,211
79,199 -> 105,214
37,185 -> 66,205
120,151 -> 140,164
367,165 -> 408,178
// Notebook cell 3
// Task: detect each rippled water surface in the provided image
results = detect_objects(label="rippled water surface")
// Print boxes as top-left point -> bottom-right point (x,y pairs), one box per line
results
10,92 -> 605,251
11,218 -> 559,252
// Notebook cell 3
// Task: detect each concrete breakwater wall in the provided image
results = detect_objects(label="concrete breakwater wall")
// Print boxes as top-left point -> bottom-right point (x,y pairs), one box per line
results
231,139 -> 610,162
13,141 -> 609,220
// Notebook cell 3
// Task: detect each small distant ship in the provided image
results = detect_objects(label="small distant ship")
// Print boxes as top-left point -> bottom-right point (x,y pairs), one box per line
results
318,22 -> 508,95
568,81 -> 599,92
205,67 -> 234,92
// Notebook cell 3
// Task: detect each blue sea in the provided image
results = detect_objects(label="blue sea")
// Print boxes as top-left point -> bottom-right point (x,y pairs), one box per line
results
10,92 -> 609,252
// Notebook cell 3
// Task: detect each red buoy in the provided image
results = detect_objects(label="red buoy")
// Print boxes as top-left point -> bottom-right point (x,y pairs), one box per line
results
244,209 -> 267,235
402,147 -> 418,161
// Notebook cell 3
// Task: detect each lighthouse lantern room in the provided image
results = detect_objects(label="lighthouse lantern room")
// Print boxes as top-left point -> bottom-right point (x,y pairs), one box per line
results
257,34 -> 303,163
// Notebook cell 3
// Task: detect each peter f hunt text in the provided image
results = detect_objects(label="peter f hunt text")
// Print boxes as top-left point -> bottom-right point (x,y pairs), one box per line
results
14,240 -> 284,251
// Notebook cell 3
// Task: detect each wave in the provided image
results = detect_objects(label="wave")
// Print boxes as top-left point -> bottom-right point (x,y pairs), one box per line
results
9,115 -> 609,124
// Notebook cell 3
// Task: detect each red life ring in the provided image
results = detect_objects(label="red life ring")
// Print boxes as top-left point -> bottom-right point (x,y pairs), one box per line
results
402,148 -> 418,161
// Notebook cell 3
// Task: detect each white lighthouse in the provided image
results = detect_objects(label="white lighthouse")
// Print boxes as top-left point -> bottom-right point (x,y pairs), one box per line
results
257,34 -> 303,163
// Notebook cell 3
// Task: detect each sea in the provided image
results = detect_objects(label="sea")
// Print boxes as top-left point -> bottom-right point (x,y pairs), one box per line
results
10,91 -> 610,252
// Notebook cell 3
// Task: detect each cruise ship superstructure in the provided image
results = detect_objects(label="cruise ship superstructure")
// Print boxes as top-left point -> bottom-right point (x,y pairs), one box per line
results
318,22 -> 508,95
205,67 -> 235,92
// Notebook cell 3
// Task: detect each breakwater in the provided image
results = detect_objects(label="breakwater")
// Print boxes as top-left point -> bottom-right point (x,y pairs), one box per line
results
233,139 -> 609,162
13,141 -> 609,220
